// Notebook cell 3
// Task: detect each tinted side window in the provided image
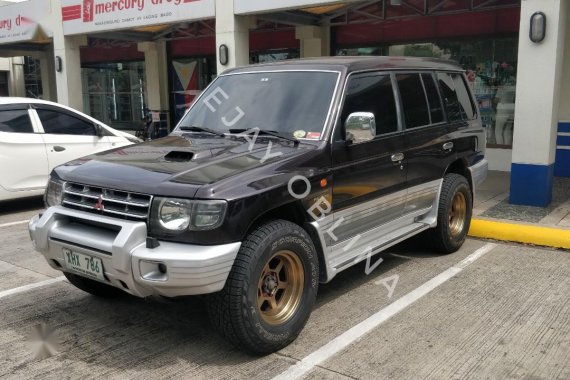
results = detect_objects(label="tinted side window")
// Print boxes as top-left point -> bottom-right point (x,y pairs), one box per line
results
437,72 -> 475,122
452,74 -> 475,120
0,109 -> 34,133
396,74 -> 430,129
342,74 -> 398,136
421,73 -> 444,124
37,109 -> 96,136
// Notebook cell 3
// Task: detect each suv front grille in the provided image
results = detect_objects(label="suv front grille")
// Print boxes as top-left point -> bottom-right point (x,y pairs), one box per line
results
62,182 -> 152,222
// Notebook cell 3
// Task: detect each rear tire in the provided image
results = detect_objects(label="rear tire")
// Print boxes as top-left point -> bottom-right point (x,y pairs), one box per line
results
428,173 -> 472,254
63,272 -> 124,298
207,219 -> 319,355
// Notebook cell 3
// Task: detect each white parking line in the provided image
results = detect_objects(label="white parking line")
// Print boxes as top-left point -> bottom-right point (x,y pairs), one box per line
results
272,243 -> 497,380
0,276 -> 66,300
0,220 -> 29,228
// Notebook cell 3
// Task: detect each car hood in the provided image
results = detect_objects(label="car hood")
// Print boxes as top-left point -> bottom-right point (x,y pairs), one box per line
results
54,134 -> 318,198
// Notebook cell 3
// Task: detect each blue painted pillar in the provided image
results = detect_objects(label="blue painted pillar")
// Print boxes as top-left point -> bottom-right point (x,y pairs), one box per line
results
510,0 -> 567,207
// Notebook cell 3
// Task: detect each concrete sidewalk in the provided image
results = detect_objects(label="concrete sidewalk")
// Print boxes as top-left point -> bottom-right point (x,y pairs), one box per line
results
470,171 -> 570,249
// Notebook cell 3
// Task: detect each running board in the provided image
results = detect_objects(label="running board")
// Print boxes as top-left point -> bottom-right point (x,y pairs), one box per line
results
332,222 -> 431,272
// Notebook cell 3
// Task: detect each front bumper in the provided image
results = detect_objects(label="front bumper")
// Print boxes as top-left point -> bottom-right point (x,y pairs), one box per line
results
29,206 -> 241,298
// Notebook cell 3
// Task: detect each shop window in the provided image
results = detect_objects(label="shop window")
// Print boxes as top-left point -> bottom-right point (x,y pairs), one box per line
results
250,48 -> 300,64
170,57 -> 216,125
82,61 -> 146,131
0,110 -> 33,133
23,57 -> 43,99
341,74 -> 398,137
336,47 -> 389,56
396,74 -> 430,129
37,109 -> 96,136
0,71 -> 9,97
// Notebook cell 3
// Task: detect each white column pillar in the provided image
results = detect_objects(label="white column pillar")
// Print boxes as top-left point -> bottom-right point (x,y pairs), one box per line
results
52,35 -> 86,111
138,40 -> 170,129
9,57 -> 26,97
510,0 -> 567,206
295,26 -> 330,58
39,53 -> 57,101
156,40 -> 169,112
138,41 -> 168,111
215,0 -> 253,74
51,0 -> 85,110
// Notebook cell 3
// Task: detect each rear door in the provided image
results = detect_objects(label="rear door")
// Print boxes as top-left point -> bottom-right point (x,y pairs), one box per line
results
32,105 -> 113,171
331,72 -> 407,245
0,104 -> 49,192
397,72 -> 452,214
436,71 -> 479,161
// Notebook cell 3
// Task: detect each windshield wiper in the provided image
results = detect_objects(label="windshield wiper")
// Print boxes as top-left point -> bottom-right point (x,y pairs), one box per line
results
229,129 -> 299,146
179,125 -> 225,137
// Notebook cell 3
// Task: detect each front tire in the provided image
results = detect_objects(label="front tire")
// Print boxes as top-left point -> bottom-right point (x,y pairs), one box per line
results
428,173 -> 472,254
63,272 -> 124,298
208,219 -> 319,354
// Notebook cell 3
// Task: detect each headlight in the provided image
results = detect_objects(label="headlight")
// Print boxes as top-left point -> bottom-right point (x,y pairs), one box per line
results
159,198 -> 192,231
44,177 -> 65,207
156,198 -> 227,231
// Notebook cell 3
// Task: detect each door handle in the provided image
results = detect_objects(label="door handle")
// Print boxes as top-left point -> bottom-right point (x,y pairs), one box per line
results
53,146 -> 66,152
443,142 -> 454,151
391,153 -> 404,162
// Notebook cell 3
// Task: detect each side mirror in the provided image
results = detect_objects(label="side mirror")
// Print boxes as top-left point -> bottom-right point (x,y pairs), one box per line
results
95,124 -> 105,138
345,112 -> 376,143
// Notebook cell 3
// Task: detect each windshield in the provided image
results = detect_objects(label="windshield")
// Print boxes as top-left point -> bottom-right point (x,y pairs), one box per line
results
177,71 -> 339,140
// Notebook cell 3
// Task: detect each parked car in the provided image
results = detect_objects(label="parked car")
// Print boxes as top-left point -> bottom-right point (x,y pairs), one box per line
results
29,57 -> 487,354
0,98 -> 139,201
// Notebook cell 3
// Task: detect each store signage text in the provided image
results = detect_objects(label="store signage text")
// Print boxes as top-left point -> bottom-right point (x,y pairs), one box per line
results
90,0 -> 195,16
0,0 -> 51,44
0,15 -> 36,31
61,0 -> 214,35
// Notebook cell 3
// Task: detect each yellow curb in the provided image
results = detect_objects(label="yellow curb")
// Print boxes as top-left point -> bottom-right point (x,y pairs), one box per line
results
468,219 -> 570,249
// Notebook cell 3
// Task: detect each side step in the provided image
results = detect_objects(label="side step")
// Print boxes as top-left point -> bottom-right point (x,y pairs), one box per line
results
332,222 -> 430,272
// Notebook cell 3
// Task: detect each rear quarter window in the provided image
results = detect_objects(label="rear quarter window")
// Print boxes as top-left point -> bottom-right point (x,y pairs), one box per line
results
437,72 -> 476,122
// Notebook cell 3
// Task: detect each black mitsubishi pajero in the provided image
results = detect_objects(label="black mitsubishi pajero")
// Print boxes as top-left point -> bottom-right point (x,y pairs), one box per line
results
30,56 -> 487,354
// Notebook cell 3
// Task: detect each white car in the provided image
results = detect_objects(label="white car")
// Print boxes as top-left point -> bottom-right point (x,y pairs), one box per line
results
0,98 -> 140,201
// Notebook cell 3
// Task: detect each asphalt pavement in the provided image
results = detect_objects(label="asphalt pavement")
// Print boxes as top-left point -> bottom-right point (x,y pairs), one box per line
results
1,196 -> 569,379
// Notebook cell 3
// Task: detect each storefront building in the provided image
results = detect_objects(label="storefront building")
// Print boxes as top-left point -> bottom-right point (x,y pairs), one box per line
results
0,0 -> 567,207
0,57 -> 25,97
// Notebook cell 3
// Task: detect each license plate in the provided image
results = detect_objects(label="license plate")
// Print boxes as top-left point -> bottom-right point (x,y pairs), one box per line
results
62,248 -> 105,282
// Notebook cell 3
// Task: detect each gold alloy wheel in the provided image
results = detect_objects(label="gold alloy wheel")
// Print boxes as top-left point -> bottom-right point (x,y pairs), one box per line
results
257,250 -> 304,326
449,191 -> 467,238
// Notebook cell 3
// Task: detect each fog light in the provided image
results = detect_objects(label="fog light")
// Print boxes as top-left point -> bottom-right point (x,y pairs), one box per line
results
139,260 -> 168,282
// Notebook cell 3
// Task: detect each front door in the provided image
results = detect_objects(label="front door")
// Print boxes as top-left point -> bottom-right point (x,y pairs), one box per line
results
331,72 -> 407,249
32,106 -> 113,172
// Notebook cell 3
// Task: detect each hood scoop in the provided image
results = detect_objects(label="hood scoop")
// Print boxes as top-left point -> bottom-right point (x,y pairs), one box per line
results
164,151 -> 194,162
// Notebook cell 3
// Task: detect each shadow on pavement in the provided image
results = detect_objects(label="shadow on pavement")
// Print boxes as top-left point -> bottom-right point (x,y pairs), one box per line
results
0,196 -> 44,217
2,233 -> 444,375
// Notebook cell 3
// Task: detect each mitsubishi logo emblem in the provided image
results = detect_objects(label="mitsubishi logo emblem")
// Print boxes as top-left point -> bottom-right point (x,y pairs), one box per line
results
94,196 -> 104,211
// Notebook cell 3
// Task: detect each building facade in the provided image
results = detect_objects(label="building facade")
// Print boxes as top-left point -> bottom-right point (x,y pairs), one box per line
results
0,57 -> 25,97
0,0 -> 567,206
